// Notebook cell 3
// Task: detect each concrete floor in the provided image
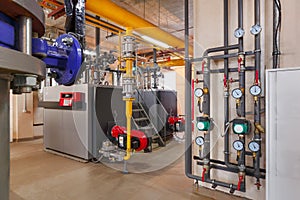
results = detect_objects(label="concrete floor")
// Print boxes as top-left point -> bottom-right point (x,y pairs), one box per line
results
10,139 -> 247,200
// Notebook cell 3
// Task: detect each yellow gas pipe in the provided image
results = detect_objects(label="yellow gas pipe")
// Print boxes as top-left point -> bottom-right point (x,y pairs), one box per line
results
123,28 -> 135,161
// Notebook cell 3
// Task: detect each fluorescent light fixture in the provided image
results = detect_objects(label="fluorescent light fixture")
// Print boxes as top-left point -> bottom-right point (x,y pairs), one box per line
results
141,35 -> 170,49
84,49 -> 96,56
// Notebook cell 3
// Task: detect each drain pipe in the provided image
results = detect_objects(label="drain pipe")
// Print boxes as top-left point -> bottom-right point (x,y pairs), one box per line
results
253,0 -> 262,189
236,0 -> 246,192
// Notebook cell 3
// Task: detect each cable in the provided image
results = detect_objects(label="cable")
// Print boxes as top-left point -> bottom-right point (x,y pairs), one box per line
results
273,0 -> 282,69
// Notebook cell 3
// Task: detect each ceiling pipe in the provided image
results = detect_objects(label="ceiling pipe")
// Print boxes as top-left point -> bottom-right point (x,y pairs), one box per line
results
85,0 -> 186,51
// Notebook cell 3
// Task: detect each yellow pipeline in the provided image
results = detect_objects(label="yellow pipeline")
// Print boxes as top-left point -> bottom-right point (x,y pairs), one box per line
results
85,0 -> 185,50
123,28 -> 135,161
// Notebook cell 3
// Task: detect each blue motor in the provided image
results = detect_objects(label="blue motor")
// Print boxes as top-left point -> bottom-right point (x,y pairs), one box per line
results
32,34 -> 83,86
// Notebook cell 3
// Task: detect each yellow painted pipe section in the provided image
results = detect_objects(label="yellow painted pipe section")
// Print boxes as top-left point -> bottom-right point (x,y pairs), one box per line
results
123,27 -> 134,161
86,0 -> 185,49
124,100 -> 133,161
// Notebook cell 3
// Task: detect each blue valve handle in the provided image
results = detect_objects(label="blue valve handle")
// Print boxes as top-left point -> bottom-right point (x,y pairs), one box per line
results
32,34 -> 83,86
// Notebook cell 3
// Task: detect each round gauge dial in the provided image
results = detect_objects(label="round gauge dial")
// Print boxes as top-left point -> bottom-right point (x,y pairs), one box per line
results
249,85 -> 262,96
250,24 -> 262,35
232,88 -> 243,99
233,140 -> 244,151
234,28 -> 245,38
194,88 -> 204,98
248,141 -> 260,152
195,136 -> 205,146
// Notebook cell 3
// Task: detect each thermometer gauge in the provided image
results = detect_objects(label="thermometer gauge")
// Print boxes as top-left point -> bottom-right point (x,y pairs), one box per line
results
250,24 -> 262,35
249,85 -> 262,96
194,88 -> 204,98
234,28 -> 245,38
232,88 -> 243,99
195,136 -> 205,146
233,140 -> 244,151
248,141 -> 260,152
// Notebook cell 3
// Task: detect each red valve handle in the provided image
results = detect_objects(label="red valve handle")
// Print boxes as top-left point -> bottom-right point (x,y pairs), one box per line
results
202,60 -> 206,73
224,74 -> 227,88
238,57 -> 243,73
255,70 -> 259,84
237,175 -> 244,191
202,168 -> 207,182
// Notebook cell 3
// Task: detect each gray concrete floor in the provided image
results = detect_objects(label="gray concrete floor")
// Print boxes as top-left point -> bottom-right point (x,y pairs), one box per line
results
10,139 -> 247,200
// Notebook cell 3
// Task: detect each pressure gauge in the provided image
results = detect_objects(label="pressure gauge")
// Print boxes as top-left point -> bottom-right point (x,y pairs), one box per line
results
250,24 -> 262,35
248,141 -> 260,152
234,28 -> 245,38
232,88 -> 243,99
194,88 -> 204,98
233,140 -> 244,151
195,136 -> 205,146
249,85 -> 262,96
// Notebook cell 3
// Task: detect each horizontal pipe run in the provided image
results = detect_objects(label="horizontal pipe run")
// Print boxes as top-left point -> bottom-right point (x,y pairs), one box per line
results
196,67 -> 255,74
196,161 -> 266,180
186,172 -> 239,192
194,156 -> 266,173
191,51 -> 255,62
204,44 -> 239,55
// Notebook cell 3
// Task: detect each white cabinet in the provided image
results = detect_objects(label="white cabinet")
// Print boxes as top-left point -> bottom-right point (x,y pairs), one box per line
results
266,67 -> 300,200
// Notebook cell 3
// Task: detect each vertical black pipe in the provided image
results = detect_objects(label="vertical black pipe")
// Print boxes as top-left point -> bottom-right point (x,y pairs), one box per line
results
95,16 -> 100,65
254,0 -> 262,183
202,59 -> 211,179
153,48 -> 158,89
238,0 -> 246,191
184,0 -> 193,178
224,0 -> 230,164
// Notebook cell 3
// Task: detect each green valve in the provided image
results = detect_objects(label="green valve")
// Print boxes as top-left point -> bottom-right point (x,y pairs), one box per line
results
196,116 -> 211,131
232,119 -> 251,134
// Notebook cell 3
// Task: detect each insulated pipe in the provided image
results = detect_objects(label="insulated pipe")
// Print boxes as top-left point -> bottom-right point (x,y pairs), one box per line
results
254,0 -> 262,184
86,0 -> 185,50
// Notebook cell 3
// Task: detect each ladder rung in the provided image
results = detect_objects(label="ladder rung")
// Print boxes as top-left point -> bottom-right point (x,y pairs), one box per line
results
134,117 -> 148,122
133,109 -> 143,112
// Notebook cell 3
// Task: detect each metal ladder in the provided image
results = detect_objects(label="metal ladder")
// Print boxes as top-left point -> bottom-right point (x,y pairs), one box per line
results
131,102 -> 165,149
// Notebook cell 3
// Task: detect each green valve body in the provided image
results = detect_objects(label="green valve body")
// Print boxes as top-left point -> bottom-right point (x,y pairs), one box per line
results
196,116 -> 211,131
232,119 -> 251,134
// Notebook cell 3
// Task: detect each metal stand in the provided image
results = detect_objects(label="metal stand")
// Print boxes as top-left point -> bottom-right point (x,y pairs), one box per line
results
0,78 -> 10,199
